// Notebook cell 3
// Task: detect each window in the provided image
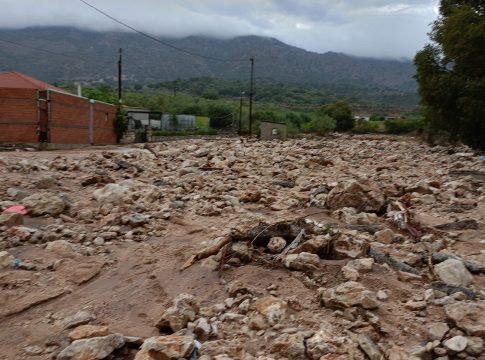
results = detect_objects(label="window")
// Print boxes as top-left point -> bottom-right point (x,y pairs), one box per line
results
272,128 -> 278,135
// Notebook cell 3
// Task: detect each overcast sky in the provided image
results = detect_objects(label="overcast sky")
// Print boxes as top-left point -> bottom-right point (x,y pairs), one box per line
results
0,0 -> 439,59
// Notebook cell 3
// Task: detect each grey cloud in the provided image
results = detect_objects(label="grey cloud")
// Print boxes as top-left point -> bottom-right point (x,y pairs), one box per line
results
0,0 -> 438,58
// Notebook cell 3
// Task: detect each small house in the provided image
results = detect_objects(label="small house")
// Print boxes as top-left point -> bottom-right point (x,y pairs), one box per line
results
260,121 -> 287,141
354,115 -> 371,121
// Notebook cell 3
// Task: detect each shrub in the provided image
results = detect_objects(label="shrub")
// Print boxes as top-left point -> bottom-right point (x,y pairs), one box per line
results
320,101 -> 355,131
353,120 -> 384,134
385,118 -> 425,134
302,113 -> 336,135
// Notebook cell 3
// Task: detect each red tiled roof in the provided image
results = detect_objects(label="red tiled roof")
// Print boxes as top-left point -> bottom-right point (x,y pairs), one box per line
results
0,71 -> 68,93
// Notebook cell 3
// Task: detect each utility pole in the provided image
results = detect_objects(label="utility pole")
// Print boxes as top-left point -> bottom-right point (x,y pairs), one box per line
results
248,57 -> 254,137
118,48 -> 122,105
173,80 -> 177,97
238,91 -> 245,135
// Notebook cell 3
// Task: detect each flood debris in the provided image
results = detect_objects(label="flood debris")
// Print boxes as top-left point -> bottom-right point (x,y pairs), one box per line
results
0,135 -> 484,359
434,219 -> 479,230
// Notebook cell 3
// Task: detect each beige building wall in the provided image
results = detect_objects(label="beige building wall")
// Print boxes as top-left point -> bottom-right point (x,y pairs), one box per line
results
260,121 -> 288,141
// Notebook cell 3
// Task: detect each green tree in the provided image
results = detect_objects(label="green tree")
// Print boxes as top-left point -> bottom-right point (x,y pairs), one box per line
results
202,90 -> 219,100
182,104 -> 204,115
370,114 -> 385,122
285,112 -> 302,129
414,1 -> 485,148
207,103 -> 233,129
114,108 -> 128,143
320,101 -> 355,131
302,112 -> 336,135
84,85 -> 117,104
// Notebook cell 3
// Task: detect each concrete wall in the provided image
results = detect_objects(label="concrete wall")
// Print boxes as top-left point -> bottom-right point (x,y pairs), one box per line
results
260,122 -> 288,141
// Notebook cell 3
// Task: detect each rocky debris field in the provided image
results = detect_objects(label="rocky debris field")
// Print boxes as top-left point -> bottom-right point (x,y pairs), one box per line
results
0,134 -> 484,360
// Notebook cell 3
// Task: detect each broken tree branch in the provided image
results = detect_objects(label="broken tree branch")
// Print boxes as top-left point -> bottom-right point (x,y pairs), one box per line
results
430,282 -> 476,299
368,248 -> 420,275
276,229 -> 306,260
181,235 -> 232,271
434,219 -> 479,231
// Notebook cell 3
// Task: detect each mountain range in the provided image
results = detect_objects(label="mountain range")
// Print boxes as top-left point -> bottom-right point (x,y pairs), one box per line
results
0,27 -> 417,92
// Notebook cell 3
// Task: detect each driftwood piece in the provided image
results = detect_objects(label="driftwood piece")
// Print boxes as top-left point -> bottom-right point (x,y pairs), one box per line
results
181,235 -> 232,271
428,252 -> 485,274
181,219 -> 308,271
430,281 -> 476,299
447,203 -> 476,213
434,219 -> 479,231
276,229 -> 306,260
389,200 -> 422,238
368,248 -> 420,275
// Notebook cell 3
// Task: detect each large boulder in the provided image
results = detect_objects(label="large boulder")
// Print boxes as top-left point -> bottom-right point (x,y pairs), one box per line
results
445,302 -> 485,337
0,212 -> 23,228
23,192 -> 65,216
443,336 -> 468,352
93,180 -> 161,205
320,281 -> 378,310
333,207 -> 379,225
56,334 -> 125,359
69,325 -> 110,341
254,296 -> 287,325
306,328 -> 356,359
0,251 -> 15,269
156,294 -> 199,332
93,183 -> 129,205
267,236 -> 287,254
326,180 -> 386,212
283,252 -> 320,271
134,335 -> 195,360
271,333 -> 307,360
290,235 -> 331,256
434,259 -> 473,287
199,339 -> 246,359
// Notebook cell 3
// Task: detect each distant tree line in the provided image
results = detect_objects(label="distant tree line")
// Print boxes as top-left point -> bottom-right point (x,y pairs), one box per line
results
65,82 -> 425,137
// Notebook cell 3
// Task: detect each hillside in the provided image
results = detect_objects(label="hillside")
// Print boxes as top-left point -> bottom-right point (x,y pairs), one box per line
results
0,27 -> 416,92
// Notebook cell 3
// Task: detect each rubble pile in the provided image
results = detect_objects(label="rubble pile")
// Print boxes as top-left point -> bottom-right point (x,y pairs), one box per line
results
0,134 -> 484,359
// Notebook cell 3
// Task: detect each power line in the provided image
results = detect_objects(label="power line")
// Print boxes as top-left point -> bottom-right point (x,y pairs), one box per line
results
78,0 -> 248,63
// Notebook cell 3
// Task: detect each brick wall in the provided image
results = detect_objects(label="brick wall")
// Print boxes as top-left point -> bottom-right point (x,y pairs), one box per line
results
0,88 -> 38,143
49,91 -> 90,144
0,88 -> 117,145
92,101 -> 117,145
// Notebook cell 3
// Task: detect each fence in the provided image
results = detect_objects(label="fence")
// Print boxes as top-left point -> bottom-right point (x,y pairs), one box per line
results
160,114 -> 210,132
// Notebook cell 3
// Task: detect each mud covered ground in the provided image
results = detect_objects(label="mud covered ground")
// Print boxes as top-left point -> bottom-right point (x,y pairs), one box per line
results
0,134 -> 484,360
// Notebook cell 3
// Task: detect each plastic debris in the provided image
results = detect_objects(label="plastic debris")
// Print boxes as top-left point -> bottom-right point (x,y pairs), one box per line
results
5,205 -> 28,215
